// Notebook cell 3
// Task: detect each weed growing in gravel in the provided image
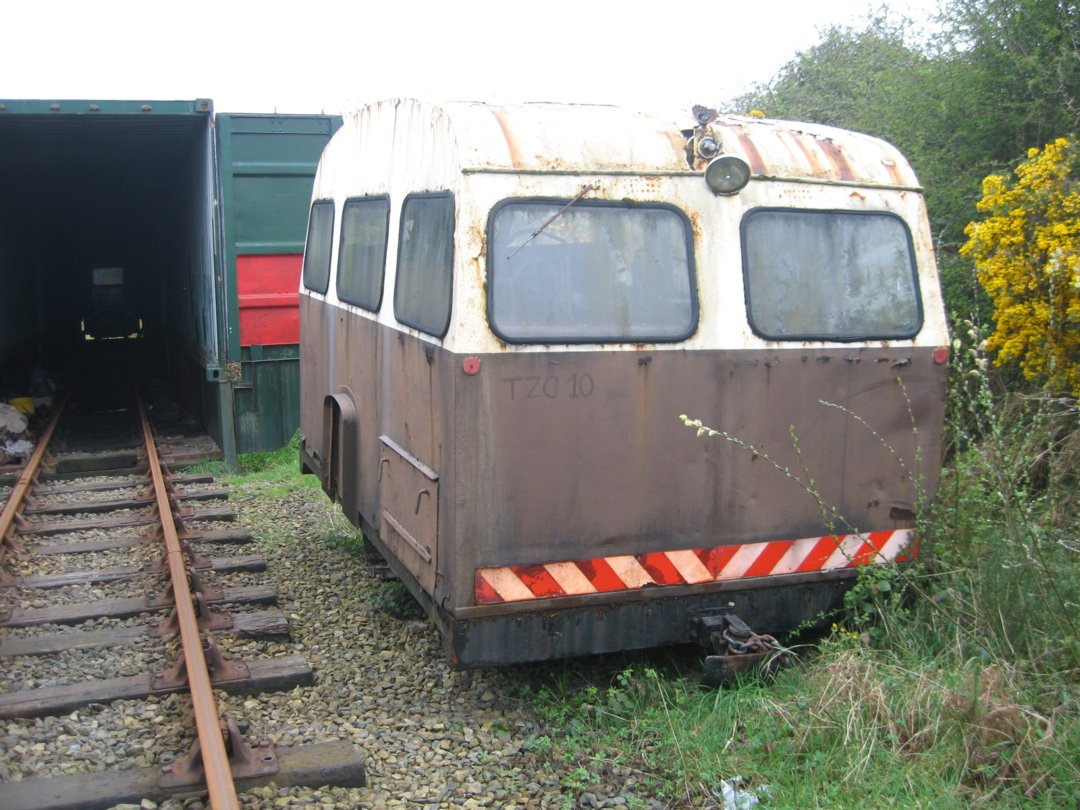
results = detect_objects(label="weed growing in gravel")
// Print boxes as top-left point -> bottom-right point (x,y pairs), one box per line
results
524,734 -> 554,756
322,528 -> 365,557
370,579 -> 425,619
228,431 -> 321,496
184,459 -> 231,477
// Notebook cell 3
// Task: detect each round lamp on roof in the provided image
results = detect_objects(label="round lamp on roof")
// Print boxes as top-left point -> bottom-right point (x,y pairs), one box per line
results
704,154 -> 751,195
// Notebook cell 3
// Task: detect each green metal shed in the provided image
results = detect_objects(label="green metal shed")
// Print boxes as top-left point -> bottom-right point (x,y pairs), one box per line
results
0,100 -> 341,464
215,113 -> 343,453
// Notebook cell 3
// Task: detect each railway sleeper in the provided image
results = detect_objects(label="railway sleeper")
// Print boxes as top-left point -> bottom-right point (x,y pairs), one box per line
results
49,449 -> 143,475
0,652 -> 313,718
32,462 -> 218,483
0,739 -> 366,810
22,487 -> 230,517
30,527 -> 253,556
14,504 -> 235,536
29,472 -> 216,496
0,608 -> 291,657
0,583 -> 277,628
0,553 -> 265,589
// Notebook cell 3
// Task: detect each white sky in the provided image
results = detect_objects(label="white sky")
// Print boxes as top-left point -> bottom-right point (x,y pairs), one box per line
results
4,0 -> 941,115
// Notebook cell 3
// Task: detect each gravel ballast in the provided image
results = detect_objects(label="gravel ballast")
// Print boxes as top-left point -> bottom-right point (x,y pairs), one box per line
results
2,473 -> 672,810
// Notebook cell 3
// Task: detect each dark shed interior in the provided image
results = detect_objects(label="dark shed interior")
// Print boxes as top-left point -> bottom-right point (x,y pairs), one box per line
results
0,100 -> 223,445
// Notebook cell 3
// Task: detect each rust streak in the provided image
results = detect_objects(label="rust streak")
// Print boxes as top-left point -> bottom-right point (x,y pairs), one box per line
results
793,136 -> 828,178
734,132 -> 768,176
881,158 -> 906,186
817,138 -> 855,182
490,108 -> 525,170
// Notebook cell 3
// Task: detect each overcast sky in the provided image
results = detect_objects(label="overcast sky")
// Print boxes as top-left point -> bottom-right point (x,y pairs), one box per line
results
4,0 -> 941,115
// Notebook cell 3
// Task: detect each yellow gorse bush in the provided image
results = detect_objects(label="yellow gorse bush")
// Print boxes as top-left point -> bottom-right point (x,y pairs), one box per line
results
961,138 -> 1080,396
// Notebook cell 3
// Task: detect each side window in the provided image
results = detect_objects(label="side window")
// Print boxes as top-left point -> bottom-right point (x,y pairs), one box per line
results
337,196 -> 391,311
742,209 -> 922,341
393,192 -> 455,338
301,200 -> 335,294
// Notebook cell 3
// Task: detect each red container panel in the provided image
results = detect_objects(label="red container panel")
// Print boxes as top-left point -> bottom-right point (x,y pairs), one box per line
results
237,254 -> 300,346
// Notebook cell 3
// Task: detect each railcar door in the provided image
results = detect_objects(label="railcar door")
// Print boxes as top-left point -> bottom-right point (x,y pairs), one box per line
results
374,191 -> 456,596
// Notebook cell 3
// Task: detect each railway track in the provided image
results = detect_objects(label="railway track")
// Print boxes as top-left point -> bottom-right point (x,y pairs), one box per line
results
0,382 -> 365,810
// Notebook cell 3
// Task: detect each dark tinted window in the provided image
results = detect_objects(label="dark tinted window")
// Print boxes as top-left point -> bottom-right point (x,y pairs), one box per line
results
488,200 -> 697,343
742,209 -> 921,341
393,193 -> 455,337
337,196 -> 390,311
301,201 -> 335,294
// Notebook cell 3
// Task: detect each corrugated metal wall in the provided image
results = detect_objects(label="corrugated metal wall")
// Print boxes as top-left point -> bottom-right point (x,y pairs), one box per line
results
216,113 -> 342,452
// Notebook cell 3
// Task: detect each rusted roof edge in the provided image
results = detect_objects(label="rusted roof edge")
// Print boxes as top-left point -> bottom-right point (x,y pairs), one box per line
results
459,166 -> 922,192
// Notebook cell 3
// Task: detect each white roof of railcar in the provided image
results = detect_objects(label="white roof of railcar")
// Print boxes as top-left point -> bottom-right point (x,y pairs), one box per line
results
325,98 -> 920,189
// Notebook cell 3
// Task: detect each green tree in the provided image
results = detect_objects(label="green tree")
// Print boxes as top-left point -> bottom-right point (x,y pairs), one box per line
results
726,12 -> 971,247
943,0 -> 1080,156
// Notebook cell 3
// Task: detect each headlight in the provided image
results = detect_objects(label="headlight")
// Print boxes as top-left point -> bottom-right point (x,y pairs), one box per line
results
704,154 -> 751,195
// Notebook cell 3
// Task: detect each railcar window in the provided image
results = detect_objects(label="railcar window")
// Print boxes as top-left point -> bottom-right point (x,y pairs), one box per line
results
301,201 -> 335,295
488,200 -> 696,343
742,209 -> 922,341
337,196 -> 391,311
394,193 -> 455,338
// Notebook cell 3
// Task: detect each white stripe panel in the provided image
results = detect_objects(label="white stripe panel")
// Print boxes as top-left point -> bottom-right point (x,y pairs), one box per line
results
606,556 -> 655,588
770,535 -> 827,575
666,549 -> 713,583
876,530 -> 911,563
544,562 -> 598,595
717,541 -> 769,580
481,568 -> 536,602
823,533 -> 867,570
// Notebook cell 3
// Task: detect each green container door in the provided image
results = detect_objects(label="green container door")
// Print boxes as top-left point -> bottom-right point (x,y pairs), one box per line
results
216,113 -> 342,452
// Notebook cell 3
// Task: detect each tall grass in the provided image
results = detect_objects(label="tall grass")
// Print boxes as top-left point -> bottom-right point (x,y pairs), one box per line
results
930,322 -> 1079,666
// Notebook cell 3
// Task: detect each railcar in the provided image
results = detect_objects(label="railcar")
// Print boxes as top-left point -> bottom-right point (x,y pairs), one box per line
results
298,99 -> 949,668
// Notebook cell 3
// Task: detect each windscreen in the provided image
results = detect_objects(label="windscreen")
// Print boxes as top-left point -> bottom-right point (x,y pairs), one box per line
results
488,200 -> 696,343
742,209 -> 922,341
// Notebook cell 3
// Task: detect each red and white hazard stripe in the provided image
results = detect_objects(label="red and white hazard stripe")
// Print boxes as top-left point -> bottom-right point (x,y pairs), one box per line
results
474,529 -> 914,605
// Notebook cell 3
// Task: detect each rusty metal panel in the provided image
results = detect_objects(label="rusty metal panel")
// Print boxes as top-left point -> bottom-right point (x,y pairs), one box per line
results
445,345 -> 946,609
319,100 -> 919,198
378,435 -> 438,594
333,100 -> 920,187
704,117 -> 920,188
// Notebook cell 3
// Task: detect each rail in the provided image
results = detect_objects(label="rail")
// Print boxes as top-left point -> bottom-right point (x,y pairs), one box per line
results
0,396 -> 67,546
137,391 -> 239,810
0,386 -> 363,808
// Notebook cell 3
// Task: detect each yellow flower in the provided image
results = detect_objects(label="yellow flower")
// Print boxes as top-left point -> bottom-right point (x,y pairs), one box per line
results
961,139 -> 1080,396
